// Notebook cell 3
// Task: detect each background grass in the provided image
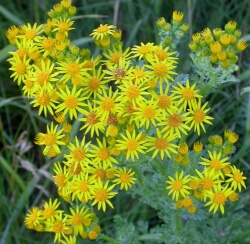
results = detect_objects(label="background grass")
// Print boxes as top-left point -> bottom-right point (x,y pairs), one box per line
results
0,0 -> 249,243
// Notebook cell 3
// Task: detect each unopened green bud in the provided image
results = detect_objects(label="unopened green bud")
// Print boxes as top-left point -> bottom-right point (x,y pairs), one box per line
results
162,23 -> 172,32
69,6 -> 77,16
175,30 -> 185,38
189,41 -> 198,52
70,45 -> 79,55
180,23 -> 189,32
164,36 -> 172,45
233,29 -> 242,39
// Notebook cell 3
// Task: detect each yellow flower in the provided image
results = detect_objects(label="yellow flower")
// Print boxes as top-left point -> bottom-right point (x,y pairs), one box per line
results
200,150 -> 230,178
204,184 -> 233,214
133,98 -> 163,129
66,205 -> 92,235
236,40 -> 248,51
56,85 -> 87,120
113,167 -> 137,191
116,130 -> 147,161
90,24 -> 116,40
186,99 -> 213,135
79,102 -> 105,137
172,11 -> 184,22
42,198 -> 62,222
166,171 -> 191,201
53,18 -> 74,36
104,58 -> 132,84
119,79 -> 149,107
64,136 -> 92,169
46,212 -> 69,243
103,46 -> 131,65
82,66 -> 109,98
95,87 -> 122,123
172,80 -> 202,110
18,23 -> 43,42
33,59 -> 59,91
90,138 -> 119,167
146,57 -> 177,86
226,165 -> 247,192
131,42 -> 155,60
31,89 -> 57,116
9,55 -> 31,85
24,207 -> 44,229
37,122 -> 65,155
146,128 -> 178,159
158,108 -> 190,138
56,58 -> 87,83
71,172 -> 97,202
91,179 -> 117,212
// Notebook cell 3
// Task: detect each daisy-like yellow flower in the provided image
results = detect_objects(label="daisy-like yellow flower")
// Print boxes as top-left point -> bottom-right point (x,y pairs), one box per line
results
53,162 -> 71,195
95,87 -> 121,123
36,122 -> 65,155
103,46 -> 131,65
119,79 -> 149,107
113,167 -> 137,191
33,59 -> 59,90
42,198 -> 63,222
24,207 -> 44,229
82,66 -> 109,98
71,172 -> 97,202
91,179 -> 117,212
172,80 -> 202,110
90,24 -> 116,40
46,212 -> 69,243
64,136 -> 92,169
150,45 -> 178,63
66,205 -> 92,235
53,18 -> 74,36
56,58 -> 87,83
22,75 -> 37,98
104,58 -> 132,84
186,99 -> 213,135
79,102 -> 105,137
204,184 -> 233,214
30,89 -> 57,116
9,55 -> 31,85
90,138 -> 118,167
128,65 -> 151,83
38,36 -> 56,56
158,108 -> 190,138
56,85 -> 87,120
133,98 -> 163,129
18,23 -> 43,42
166,171 -> 191,200
196,168 -> 221,191
151,85 -> 177,112
145,57 -> 178,86
131,42 -> 155,60
116,130 -> 147,161
146,128 -> 178,159
200,150 -> 230,178
226,165 -> 247,192
6,25 -> 20,44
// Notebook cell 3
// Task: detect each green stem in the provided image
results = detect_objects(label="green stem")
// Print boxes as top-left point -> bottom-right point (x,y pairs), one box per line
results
100,234 -> 119,244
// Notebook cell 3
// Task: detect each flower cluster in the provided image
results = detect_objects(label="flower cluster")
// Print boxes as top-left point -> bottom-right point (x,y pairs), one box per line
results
166,130 -> 246,214
189,21 -> 248,69
6,0 -> 247,243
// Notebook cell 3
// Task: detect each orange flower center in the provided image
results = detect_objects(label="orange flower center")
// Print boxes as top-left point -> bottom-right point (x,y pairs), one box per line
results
126,85 -> 140,99
154,50 -> 168,61
120,173 -> 130,183
233,172 -> 243,182
36,93 -> 50,106
79,181 -> 88,192
44,133 -> 56,146
114,68 -> 126,79
88,77 -> 100,90
94,169 -> 106,181
143,106 -> 155,119
65,96 -> 78,109
101,97 -> 115,111
158,95 -> 171,109
168,114 -> 182,127
43,207 -> 54,219
95,189 -> 108,202
52,221 -> 63,233
55,173 -> 66,187
126,139 -> 138,151
213,192 -> 226,205
97,25 -> 109,33
173,180 -> 182,190
72,147 -> 85,162
139,45 -> 150,54
86,112 -> 99,125
15,63 -> 26,75
37,71 -> 50,86
72,214 -> 83,226
182,88 -> 194,100
200,178 -> 213,190
154,63 -> 167,77
110,53 -> 123,64
25,30 -> 36,40
155,138 -> 168,150
210,159 -> 221,170
66,63 -> 80,76
98,148 -> 110,160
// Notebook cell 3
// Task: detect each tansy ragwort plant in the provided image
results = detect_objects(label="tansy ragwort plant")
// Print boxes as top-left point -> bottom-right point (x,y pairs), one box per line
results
5,1 -> 248,243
